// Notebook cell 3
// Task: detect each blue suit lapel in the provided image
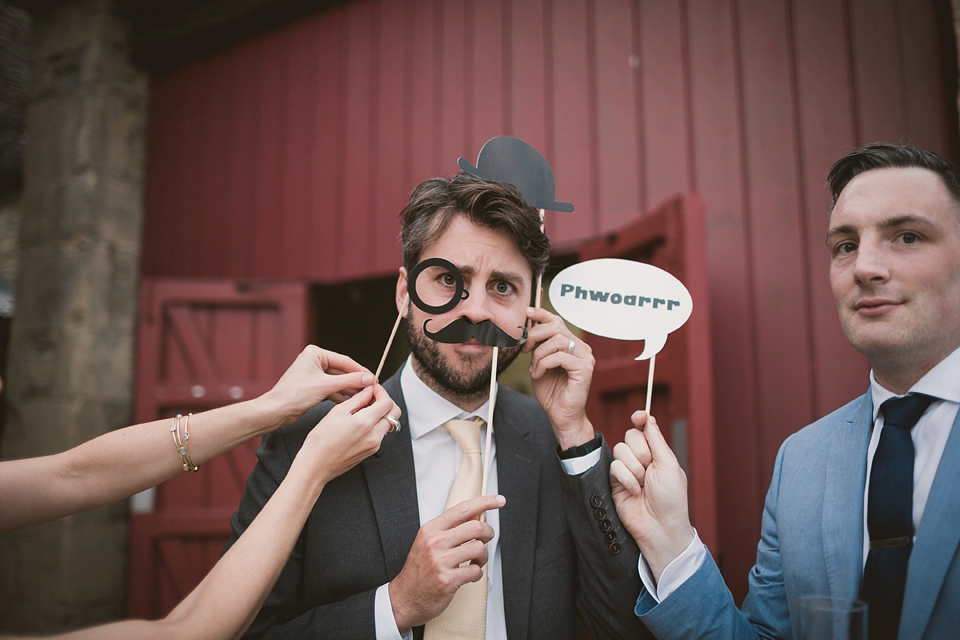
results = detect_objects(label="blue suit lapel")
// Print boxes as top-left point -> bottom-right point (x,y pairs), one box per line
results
822,393 -> 872,600
899,408 -> 960,640
492,392 -> 540,640
362,372 -> 422,578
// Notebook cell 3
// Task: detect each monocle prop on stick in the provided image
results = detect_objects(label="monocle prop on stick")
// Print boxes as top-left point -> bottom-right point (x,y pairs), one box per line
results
549,258 -> 693,415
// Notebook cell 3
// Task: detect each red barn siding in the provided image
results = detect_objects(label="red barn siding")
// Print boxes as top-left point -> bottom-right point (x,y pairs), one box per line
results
140,0 -> 958,602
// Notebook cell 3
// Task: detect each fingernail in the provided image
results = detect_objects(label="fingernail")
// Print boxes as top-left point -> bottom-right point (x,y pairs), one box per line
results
496,495 -> 506,506
361,374 -> 374,385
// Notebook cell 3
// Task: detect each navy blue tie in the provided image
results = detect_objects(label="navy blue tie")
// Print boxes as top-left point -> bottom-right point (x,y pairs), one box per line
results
861,393 -> 935,640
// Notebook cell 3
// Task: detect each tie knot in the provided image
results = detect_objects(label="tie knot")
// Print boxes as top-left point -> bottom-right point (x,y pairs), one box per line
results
879,393 -> 936,431
444,417 -> 485,455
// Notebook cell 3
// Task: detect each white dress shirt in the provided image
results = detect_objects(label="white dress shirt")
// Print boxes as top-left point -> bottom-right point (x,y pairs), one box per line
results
638,346 -> 960,603
373,357 -> 600,639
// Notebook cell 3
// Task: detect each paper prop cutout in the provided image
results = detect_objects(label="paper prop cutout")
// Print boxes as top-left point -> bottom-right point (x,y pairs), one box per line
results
424,317 -> 527,347
458,136 -> 574,212
407,257 -> 527,347
548,258 -> 693,361
407,257 -> 469,314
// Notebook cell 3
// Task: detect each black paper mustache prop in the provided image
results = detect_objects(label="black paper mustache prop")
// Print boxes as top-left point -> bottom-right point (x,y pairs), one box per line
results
422,317 -> 528,347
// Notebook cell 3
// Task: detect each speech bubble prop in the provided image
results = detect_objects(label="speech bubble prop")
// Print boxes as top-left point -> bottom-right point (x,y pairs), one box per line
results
458,136 -> 574,213
548,258 -> 693,360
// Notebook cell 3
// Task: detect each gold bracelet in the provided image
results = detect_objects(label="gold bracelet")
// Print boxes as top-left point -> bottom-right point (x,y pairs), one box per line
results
170,414 -> 199,472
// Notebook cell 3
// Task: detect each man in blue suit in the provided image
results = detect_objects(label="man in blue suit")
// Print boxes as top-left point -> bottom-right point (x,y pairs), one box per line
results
610,143 -> 960,640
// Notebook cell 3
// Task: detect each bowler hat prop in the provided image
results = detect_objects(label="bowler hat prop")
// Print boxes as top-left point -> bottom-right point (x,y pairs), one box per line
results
458,136 -> 574,212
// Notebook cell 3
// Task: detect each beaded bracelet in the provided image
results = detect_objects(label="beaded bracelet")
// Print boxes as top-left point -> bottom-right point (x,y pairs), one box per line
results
170,413 -> 199,472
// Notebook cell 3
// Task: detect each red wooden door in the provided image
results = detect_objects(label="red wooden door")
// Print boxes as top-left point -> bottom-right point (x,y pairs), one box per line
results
126,279 -> 309,619
572,194 -> 718,551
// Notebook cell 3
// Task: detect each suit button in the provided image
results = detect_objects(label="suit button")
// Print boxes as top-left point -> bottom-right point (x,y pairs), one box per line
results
608,542 -> 622,555
604,531 -> 616,543
593,507 -> 607,520
599,519 -> 612,532
590,495 -> 603,508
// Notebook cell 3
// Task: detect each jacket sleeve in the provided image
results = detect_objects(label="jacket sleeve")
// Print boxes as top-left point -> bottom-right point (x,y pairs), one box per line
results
634,438 -> 793,640
559,436 -> 656,640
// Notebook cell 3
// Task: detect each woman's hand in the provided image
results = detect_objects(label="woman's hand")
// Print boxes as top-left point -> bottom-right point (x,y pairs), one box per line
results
295,383 -> 401,486
258,345 -> 375,430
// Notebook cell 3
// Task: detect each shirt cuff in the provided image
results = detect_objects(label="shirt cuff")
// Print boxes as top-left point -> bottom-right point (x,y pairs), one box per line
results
559,447 -> 603,475
374,583 -> 409,640
636,529 -> 706,603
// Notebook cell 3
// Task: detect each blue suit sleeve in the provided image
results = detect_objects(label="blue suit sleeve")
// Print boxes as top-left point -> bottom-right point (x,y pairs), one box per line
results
634,440 -> 794,640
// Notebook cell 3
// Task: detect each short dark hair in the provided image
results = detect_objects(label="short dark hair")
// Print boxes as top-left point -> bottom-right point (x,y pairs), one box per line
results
827,142 -> 960,209
399,173 -> 551,282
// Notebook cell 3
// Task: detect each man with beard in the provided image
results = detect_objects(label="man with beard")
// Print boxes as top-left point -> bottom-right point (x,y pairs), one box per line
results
226,173 -> 648,640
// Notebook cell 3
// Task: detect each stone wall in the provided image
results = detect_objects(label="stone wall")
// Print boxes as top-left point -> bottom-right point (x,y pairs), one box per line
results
0,0 -> 147,632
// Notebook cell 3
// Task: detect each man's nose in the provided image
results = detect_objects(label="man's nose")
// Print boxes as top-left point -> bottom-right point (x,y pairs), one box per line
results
458,285 -> 495,322
853,241 -> 890,285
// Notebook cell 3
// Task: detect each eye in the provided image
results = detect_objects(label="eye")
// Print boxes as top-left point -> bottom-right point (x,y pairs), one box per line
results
833,241 -> 857,256
438,272 -> 457,287
493,281 -> 515,295
897,231 -> 920,245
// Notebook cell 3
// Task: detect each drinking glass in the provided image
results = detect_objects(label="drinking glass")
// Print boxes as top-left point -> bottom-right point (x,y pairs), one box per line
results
798,596 -> 867,640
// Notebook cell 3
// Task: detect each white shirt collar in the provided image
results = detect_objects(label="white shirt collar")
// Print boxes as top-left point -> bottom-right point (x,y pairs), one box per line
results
870,345 -> 960,421
399,355 -> 496,441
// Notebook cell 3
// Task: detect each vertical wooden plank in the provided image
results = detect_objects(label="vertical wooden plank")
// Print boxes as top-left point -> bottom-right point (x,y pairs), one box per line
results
508,0 -> 549,155
638,0 -> 691,209
897,0 -> 958,157
307,7 -> 346,280
791,0 -> 868,419
550,0 -> 597,244
437,0 -> 469,174
340,0 -> 377,278
687,0 -> 757,597
161,63 -> 207,277
195,53 -> 236,278
737,0 -> 815,468
470,0 -> 508,153
250,30 -> 288,279
141,74 -> 185,277
848,0 -> 906,142
372,0 -> 410,271
223,42 -> 262,279
592,0 -> 642,232
279,18 -> 320,279
407,0 -> 440,191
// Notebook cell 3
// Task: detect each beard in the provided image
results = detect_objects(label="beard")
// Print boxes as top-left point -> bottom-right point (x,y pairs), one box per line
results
406,308 -> 523,401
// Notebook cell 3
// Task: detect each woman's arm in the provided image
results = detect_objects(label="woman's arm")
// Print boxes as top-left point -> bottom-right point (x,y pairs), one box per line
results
0,345 -> 375,533
14,383 -> 399,640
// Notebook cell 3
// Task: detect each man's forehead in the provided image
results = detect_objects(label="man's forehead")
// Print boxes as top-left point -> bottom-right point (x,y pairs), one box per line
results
830,166 -> 960,225
422,216 -> 532,277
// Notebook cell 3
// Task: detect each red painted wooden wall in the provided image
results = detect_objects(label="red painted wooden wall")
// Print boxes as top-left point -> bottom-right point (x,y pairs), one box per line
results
140,0 -> 958,601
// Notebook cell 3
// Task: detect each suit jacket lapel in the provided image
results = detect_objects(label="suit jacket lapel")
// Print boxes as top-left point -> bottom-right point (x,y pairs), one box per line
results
822,393 -> 872,600
899,407 -> 960,640
493,393 -> 541,640
362,372 -> 422,578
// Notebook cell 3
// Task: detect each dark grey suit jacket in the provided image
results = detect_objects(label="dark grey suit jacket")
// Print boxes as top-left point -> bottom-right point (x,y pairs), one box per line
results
226,368 -> 651,639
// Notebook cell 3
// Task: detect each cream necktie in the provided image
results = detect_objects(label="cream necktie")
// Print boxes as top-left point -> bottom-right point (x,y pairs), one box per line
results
422,417 -> 487,640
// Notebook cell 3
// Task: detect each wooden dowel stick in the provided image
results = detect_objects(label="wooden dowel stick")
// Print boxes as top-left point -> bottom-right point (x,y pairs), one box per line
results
481,347 -> 498,502
644,353 -> 656,414
534,209 -> 545,308
375,293 -> 408,381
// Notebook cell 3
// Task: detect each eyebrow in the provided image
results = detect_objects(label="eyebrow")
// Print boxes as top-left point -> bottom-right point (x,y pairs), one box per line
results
458,265 -> 528,287
825,214 -> 933,245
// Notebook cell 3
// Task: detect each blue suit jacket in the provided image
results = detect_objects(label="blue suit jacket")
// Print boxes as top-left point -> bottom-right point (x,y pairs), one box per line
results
636,392 -> 960,639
